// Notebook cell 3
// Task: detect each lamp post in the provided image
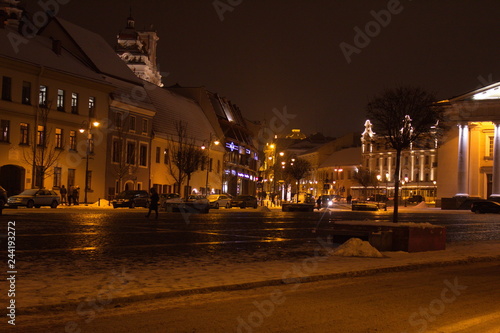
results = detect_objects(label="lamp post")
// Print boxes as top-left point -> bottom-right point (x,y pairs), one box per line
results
433,180 -> 437,203
79,120 -> 100,206
385,172 -> 390,196
201,134 -> 220,196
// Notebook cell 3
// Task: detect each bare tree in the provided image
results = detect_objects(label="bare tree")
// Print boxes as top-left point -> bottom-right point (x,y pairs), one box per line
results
111,121 -> 138,193
353,167 -> 378,200
284,158 -> 312,203
23,102 -> 63,189
366,86 -> 445,222
168,121 -> 205,199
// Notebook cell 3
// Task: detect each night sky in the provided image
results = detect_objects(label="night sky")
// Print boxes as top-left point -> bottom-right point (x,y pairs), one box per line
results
27,0 -> 500,138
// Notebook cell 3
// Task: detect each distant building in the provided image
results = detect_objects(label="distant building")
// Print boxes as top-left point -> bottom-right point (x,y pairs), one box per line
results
360,120 -> 438,202
116,15 -> 163,87
170,86 -> 260,196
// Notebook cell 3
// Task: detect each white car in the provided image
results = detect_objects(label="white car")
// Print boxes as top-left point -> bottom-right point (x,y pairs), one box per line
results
7,189 -> 60,208
207,194 -> 232,209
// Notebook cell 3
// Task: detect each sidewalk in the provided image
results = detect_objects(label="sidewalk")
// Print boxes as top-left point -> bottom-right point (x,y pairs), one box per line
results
13,240 -> 500,314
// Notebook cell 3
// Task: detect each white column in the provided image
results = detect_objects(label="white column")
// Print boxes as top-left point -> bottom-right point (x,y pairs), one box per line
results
491,123 -> 500,198
455,124 -> 469,197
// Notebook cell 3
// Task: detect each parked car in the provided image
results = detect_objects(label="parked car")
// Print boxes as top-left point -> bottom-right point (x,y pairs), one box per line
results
112,190 -> 149,208
207,194 -> 232,209
0,186 -> 7,212
471,200 -> 500,214
7,189 -> 60,208
230,195 -> 258,209
407,195 -> 424,203
159,193 -> 182,209
186,194 -> 209,205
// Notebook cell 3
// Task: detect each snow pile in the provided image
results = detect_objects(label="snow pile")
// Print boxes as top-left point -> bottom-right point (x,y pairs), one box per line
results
333,238 -> 384,258
414,201 -> 428,209
89,199 -> 114,208
256,206 -> 271,212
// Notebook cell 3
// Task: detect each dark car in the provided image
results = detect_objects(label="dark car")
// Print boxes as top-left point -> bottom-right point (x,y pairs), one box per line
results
0,186 -> 7,213
112,190 -> 149,208
230,195 -> 258,209
407,195 -> 424,203
471,200 -> 500,214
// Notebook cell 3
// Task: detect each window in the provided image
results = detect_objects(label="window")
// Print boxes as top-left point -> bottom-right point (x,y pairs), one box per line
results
86,170 -> 92,191
55,128 -> 63,148
67,168 -> 75,187
112,139 -> 122,163
163,149 -> 169,164
57,89 -> 65,111
129,115 -> 136,132
201,156 -> 206,171
22,81 -> 31,105
37,125 -> 45,146
88,97 -> 95,118
39,85 -> 47,106
425,155 -> 430,165
71,92 -> 78,114
20,123 -> 29,145
488,136 -> 494,157
126,141 -> 136,164
209,158 -> 213,172
0,120 -> 10,142
155,147 -> 160,163
217,159 -> 221,174
69,130 -> 76,150
139,144 -> 147,167
53,167 -> 62,188
142,119 -> 148,134
115,112 -> 123,129
2,76 -> 12,101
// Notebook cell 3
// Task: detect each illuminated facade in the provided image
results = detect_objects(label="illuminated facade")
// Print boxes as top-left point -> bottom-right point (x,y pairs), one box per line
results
438,82 -> 500,203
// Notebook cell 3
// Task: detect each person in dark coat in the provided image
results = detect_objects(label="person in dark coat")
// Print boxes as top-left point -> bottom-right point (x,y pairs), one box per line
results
146,188 -> 159,219
60,185 -> 67,205
67,185 -> 74,206
73,186 -> 80,205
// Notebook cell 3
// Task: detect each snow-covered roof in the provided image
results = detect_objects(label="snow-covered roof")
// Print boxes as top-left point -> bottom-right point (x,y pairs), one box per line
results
146,82 -> 215,142
105,76 -> 156,112
55,18 -> 141,83
0,25 -> 108,84
318,147 -> 362,168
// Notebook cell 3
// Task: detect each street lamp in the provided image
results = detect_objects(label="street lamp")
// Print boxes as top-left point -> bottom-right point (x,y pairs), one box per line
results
201,133 -> 220,196
385,172 -> 390,196
79,120 -> 100,205
433,180 -> 437,203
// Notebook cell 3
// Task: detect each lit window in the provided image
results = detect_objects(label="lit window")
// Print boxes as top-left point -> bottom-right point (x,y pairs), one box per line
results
36,125 -> 45,146
0,120 -> 10,142
20,123 -> 29,145
71,92 -> 79,114
69,130 -> 76,150
55,128 -> 63,148
88,97 -> 95,117
39,85 -> 47,106
57,89 -> 65,111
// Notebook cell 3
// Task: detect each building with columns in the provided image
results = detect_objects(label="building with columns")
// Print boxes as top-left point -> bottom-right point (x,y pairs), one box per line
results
360,120 -> 439,202
438,82 -> 500,205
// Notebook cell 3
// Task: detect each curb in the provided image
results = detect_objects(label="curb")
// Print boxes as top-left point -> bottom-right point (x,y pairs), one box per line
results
21,255 -> 500,315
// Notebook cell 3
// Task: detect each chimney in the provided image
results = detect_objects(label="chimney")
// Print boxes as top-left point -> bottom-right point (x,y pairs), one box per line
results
52,39 -> 62,55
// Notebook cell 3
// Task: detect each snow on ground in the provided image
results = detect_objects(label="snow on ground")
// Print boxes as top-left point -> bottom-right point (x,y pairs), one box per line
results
10,241 -> 500,312
333,238 -> 384,257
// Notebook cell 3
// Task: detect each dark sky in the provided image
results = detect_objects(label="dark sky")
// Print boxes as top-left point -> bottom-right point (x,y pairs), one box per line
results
29,0 -> 500,138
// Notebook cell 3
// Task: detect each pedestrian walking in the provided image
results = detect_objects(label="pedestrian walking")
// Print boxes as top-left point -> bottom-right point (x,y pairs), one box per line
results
73,186 -> 80,205
60,185 -> 67,205
146,188 -> 159,219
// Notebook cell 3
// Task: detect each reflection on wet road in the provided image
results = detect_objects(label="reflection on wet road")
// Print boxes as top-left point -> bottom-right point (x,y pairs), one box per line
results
2,208 -> 499,262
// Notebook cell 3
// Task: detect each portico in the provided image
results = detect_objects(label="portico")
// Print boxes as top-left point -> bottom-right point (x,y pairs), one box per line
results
439,82 -> 500,201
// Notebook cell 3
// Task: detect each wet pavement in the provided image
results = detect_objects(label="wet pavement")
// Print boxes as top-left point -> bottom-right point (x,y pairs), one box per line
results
1,206 -> 499,265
